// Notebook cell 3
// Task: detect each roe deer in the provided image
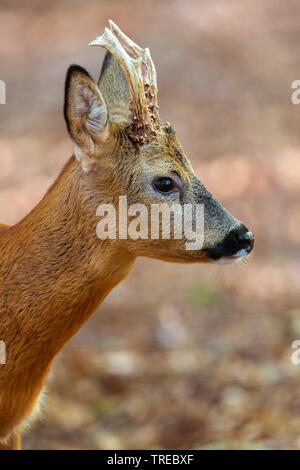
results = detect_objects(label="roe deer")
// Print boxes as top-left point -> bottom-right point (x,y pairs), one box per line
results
0,21 -> 254,450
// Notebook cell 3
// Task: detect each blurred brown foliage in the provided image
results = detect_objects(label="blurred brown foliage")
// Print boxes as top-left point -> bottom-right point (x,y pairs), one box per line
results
1,0 -> 300,449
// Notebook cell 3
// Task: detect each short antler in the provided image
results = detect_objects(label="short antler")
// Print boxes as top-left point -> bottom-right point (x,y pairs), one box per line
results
89,20 -> 162,144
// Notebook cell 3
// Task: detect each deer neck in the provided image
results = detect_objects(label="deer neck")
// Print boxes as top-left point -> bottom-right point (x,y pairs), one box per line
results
1,155 -> 135,373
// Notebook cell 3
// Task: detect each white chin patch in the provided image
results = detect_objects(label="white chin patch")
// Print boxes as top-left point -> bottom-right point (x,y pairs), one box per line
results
212,248 -> 249,265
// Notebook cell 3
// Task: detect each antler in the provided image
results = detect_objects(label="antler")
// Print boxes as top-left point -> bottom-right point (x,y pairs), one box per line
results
89,20 -> 162,144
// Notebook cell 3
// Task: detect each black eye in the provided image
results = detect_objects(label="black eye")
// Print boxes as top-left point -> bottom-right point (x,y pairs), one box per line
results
152,177 -> 175,193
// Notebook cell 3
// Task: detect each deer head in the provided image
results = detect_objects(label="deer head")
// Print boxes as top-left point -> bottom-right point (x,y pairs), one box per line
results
64,21 -> 254,264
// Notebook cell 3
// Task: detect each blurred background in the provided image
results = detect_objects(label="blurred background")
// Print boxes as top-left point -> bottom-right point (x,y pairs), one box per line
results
1,0 -> 300,449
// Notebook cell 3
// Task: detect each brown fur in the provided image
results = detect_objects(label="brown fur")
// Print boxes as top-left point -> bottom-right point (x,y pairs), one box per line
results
0,43 -> 245,449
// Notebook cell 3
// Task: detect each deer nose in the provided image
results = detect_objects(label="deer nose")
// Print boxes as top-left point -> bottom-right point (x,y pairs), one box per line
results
236,229 -> 254,250
225,225 -> 254,256
208,225 -> 254,260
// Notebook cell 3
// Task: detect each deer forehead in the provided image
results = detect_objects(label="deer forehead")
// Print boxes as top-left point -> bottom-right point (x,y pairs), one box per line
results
138,128 -> 194,180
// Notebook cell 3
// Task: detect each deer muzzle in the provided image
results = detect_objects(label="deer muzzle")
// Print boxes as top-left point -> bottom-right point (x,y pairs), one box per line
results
207,225 -> 254,263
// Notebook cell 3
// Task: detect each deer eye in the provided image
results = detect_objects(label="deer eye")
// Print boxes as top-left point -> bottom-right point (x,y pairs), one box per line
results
152,176 -> 176,194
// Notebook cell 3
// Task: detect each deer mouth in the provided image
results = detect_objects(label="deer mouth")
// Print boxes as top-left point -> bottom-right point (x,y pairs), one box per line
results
213,251 -> 250,264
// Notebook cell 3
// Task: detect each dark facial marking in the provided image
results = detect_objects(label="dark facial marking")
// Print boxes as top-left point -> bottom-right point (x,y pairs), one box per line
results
172,146 -> 189,170
164,125 -> 175,135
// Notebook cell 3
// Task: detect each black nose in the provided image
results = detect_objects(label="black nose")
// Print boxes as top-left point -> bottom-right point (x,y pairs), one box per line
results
236,229 -> 254,249
208,225 -> 254,260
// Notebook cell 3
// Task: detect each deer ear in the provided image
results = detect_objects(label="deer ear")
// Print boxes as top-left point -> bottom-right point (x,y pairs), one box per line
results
64,65 -> 108,168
